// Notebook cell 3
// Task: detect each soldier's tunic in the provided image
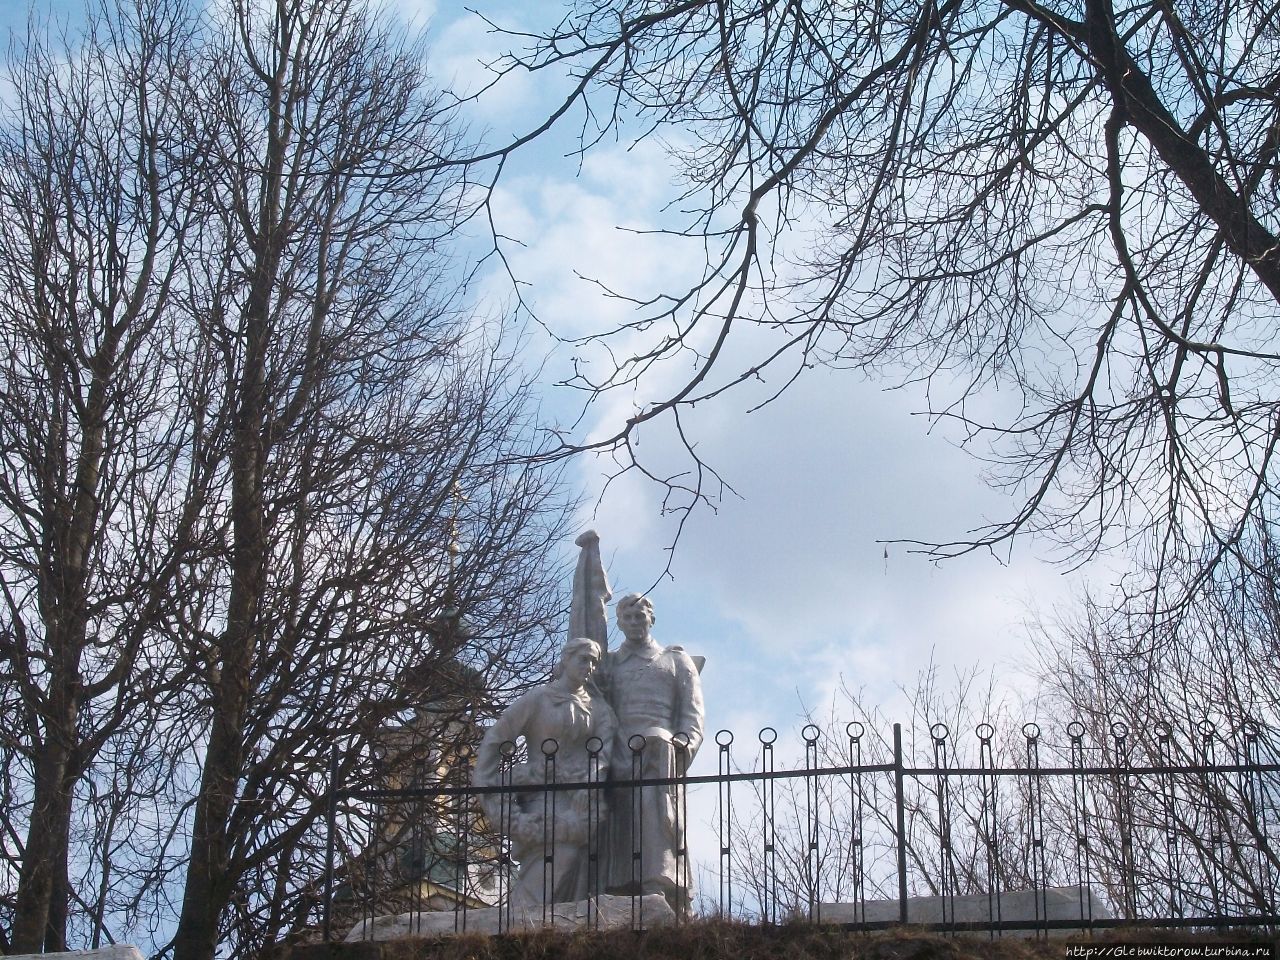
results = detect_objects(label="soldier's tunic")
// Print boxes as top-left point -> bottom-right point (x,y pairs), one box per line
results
596,638 -> 705,910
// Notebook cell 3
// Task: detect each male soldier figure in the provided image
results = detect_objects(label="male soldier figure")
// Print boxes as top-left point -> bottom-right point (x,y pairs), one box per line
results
596,593 -> 705,914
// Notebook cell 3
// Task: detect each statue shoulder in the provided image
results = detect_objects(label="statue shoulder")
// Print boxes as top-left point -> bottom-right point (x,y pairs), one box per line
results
482,689 -> 537,743
663,644 -> 695,666
663,644 -> 706,677
496,688 -> 541,719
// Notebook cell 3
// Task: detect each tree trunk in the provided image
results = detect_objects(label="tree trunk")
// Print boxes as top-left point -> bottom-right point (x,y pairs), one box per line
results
172,423 -> 265,960
172,671 -> 250,960
173,152 -> 276,960
10,684 -> 76,953
11,379 -> 106,951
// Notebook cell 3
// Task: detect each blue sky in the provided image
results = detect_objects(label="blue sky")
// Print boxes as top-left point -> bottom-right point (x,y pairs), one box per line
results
0,0 -> 1111,929
415,1 -> 1095,744
0,0 -> 1097,760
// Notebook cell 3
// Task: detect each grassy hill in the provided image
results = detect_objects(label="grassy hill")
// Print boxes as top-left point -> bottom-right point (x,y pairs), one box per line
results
273,920 -> 1278,960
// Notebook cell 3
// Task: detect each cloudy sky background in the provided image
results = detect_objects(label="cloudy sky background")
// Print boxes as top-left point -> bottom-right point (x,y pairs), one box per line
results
0,0 -> 1129,911
0,0 -> 1109,760
411,1 -> 1109,754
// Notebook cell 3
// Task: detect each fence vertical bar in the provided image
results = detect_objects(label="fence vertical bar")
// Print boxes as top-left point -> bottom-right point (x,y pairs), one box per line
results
803,724 -> 822,923
760,727 -> 778,925
541,737 -> 559,929
458,743 -> 474,932
847,722 -> 866,928
1111,721 -> 1137,920
587,735 -> 604,930
1067,721 -> 1093,932
499,740 -> 516,934
1242,720 -> 1277,917
976,723 -> 1000,939
410,757 -> 425,936
1198,720 -> 1226,923
894,722 -> 908,924
717,730 -> 734,917
930,723 -> 955,933
367,767 -> 383,941
1022,723 -> 1046,938
322,746 -> 338,942
1155,721 -> 1181,920
450,746 -> 464,933
674,731 -> 692,922
629,734 -> 646,930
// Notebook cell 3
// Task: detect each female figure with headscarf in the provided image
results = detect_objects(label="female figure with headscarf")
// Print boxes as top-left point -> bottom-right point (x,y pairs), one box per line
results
474,637 -> 616,908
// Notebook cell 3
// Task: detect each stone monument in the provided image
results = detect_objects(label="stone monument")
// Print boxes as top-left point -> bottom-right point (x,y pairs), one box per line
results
368,528 -> 706,935
472,636 -> 617,908
474,529 -> 707,918
595,590 -> 705,914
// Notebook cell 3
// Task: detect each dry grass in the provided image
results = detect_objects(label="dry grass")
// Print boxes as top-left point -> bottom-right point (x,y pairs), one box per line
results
274,919 -> 1278,960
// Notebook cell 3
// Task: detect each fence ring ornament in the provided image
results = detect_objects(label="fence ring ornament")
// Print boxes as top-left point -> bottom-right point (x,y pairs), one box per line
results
499,739 -> 517,759
456,742 -> 474,760
1066,721 -> 1086,741
759,726 -> 778,746
1110,720 -> 1129,741
628,734 -> 648,753
1197,719 -> 1216,739
586,735 -> 604,756
802,724 -> 821,744
1154,721 -> 1173,742
715,729 -> 734,747
930,722 -> 950,743
975,722 -> 995,742
1022,722 -> 1040,741
673,731 -> 691,749
541,737 -> 560,757
846,721 -> 864,741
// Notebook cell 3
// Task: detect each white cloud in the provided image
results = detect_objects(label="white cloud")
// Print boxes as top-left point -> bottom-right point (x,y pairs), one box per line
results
387,0 -> 437,32
438,1 -> 1100,760
428,7 -> 537,121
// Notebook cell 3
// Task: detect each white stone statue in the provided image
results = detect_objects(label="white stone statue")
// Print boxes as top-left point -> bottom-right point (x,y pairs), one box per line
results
596,592 -> 705,914
569,529 -> 611,648
473,637 -> 616,908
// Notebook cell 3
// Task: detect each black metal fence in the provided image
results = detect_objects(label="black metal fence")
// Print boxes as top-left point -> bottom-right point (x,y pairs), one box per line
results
320,719 -> 1280,939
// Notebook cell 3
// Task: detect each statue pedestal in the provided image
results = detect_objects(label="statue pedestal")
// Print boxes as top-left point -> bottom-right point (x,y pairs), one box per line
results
820,885 -> 1111,934
343,892 -> 676,941
8,948 -> 145,960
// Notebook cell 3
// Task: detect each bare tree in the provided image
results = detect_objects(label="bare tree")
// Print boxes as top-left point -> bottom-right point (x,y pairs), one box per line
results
466,0 -> 1280,594
0,0 -> 574,956
1032,539 -> 1280,920
164,3 -> 570,959
0,3 -> 207,950
719,664 -> 1045,921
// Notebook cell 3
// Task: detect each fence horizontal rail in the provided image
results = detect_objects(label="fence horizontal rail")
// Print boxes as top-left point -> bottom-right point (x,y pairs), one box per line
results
319,720 -> 1280,942
343,762 -> 1280,801
835,916 -> 1280,932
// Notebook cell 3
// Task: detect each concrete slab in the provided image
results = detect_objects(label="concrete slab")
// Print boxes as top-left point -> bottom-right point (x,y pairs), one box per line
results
343,892 -> 677,941
6,947 -> 146,960
821,884 -> 1112,933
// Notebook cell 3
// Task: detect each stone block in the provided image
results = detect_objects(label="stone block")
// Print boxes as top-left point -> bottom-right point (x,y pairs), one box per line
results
820,885 -> 1111,933
6,947 -> 146,960
343,892 -> 676,941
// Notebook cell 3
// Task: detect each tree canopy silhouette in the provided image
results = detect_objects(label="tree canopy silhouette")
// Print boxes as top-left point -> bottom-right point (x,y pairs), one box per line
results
475,0 -> 1280,594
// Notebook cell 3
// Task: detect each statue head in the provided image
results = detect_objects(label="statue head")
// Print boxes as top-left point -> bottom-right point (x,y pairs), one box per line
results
553,636 -> 602,688
616,592 -> 655,642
